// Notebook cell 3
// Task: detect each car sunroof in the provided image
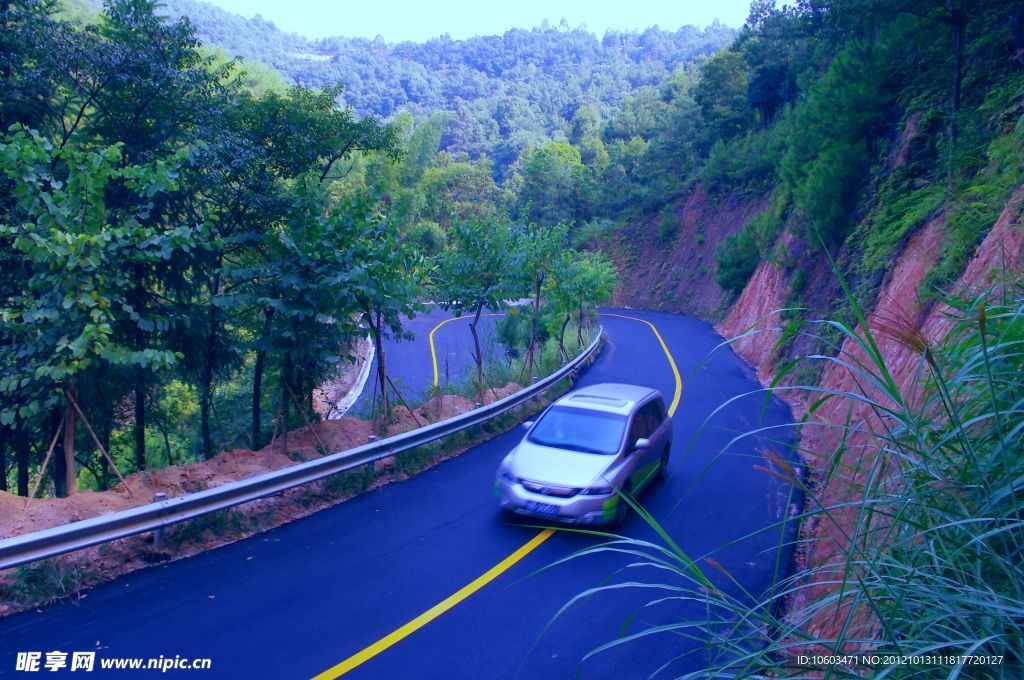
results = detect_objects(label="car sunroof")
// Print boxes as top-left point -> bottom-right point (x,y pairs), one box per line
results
568,395 -> 629,406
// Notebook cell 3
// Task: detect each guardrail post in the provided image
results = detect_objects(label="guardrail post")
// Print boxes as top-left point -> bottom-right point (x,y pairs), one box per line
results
152,492 -> 167,550
368,435 -> 377,443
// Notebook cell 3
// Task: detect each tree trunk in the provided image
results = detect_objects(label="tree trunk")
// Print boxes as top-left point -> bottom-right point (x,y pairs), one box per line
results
200,371 -> 213,461
63,396 -> 76,495
98,421 -> 110,491
469,305 -> 485,390
527,276 -> 542,374
0,428 -> 7,492
199,278 -> 221,460
15,424 -> 29,497
577,297 -> 585,347
51,407 -> 67,497
134,379 -> 146,471
280,351 -> 292,456
251,310 -> 273,450
559,313 -> 571,360
252,348 -> 266,449
296,367 -> 307,420
370,313 -> 389,420
132,262 -> 147,471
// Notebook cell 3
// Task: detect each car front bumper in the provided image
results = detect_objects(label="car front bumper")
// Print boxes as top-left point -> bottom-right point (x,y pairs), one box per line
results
495,477 -> 620,525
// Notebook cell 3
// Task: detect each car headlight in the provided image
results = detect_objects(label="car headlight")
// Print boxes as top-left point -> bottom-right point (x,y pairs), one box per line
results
579,485 -> 614,496
499,469 -> 516,483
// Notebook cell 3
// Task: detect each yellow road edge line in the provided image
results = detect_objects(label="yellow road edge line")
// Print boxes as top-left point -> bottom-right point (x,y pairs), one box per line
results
601,313 -> 682,416
427,312 -> 505,388
312,528 -> 556,680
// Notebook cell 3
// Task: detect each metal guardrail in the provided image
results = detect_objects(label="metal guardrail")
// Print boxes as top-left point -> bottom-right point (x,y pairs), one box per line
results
0,328 -> 604,571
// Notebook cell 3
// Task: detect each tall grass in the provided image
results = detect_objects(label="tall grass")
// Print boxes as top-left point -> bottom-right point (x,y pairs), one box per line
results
557,280 -> 1024,678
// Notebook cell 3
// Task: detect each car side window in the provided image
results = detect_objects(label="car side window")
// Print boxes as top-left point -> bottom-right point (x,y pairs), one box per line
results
642,401 -> 662,433
627,413 -> 646,447
653,398 -> 667,423
629,401 -> 661,445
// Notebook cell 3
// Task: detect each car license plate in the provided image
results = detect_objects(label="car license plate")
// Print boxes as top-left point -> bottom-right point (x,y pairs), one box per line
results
525,501 -> 559,517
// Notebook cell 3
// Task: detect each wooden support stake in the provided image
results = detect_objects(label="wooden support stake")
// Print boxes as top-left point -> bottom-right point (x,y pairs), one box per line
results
267,396 -> 285,460
368,370 -> 380,434
285,381 -> 328,455
385,375 -> 424,428
65,389 -> 133,498
24,414 -> 65,510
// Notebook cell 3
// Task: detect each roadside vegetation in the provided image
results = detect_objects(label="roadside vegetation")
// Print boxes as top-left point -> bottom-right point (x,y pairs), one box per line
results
0,324 -> 604,617
0,0 -> 616,500
557,277 -> 1023,677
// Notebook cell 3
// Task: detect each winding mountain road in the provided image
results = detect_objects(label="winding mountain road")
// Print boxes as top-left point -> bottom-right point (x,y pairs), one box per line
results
0,310 -> 798,679
346,306 -> 503,417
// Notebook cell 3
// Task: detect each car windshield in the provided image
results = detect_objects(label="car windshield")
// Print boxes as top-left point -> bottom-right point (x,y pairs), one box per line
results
527,406 -> 626,455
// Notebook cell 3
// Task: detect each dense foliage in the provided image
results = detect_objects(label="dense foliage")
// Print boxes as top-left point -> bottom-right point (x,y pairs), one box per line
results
0,0 -> 622,497
155,0 -> 735,173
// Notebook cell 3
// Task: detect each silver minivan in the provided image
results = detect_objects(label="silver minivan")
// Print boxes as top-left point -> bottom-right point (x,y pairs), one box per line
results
495,383 -> 672,525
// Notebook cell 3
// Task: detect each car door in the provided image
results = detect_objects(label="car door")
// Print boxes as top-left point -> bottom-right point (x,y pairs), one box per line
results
625,400 -> 660,487
648,396 -> 669,451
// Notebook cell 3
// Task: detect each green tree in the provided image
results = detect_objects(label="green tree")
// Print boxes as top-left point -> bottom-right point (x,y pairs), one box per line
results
344,202 -> 429,420
544,250 -> 618,357
0,128 -> 188,494
519,143 -> 592,224
254,177 -> 361,455
693,49 -> 753,147
509,222 -> 569,373
436,220 -> 514,389
778,39 -> 889,245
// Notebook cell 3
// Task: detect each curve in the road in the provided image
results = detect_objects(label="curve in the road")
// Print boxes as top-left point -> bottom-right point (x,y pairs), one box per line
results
427,313 -> 504,389
347,307 -> 503,417
314,313 -> 682,679
0,309 -> 799,680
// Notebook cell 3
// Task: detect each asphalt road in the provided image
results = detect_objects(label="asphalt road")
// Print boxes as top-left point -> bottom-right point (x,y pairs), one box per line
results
346,306 -> 503,417
0,309 -> 798,679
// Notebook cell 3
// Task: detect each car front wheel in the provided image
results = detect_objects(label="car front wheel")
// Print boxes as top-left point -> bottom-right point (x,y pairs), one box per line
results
611,482 -> 633,527
656,444 -> 670,480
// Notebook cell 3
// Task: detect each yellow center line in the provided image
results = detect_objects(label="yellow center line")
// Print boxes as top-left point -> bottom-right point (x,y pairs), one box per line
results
601,313 -> 682,416
311,529 -> 555,680
428,312 -> 504,388
313,312 -> 682,679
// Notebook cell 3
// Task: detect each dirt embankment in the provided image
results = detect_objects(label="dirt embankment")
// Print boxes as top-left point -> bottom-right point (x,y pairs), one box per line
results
718,230 -> 798,385
608,189 -> 769,320
788,189 -> 1024,641
0,383 -> 522,617
313,334 -> 373,419
719,189 -> 1022,644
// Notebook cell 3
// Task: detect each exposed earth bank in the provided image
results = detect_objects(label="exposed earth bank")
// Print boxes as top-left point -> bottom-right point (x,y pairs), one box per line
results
611,180 -> 1024,643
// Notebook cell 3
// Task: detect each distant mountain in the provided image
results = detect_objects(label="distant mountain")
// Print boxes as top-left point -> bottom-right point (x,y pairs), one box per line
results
152,0 -> 736,167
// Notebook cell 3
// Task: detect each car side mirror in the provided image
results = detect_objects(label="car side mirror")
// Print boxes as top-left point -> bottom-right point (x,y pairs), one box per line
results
522,420 -> 535,429
633,437 -> 651,451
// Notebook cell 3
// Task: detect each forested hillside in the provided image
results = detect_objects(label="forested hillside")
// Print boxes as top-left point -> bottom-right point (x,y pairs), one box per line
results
115,0 -> 738,176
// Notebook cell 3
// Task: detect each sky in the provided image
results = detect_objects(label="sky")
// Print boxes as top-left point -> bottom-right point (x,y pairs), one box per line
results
200,0 -> 753,43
